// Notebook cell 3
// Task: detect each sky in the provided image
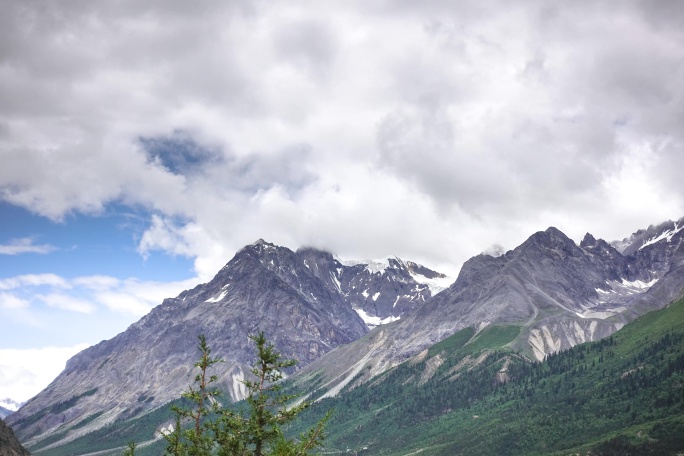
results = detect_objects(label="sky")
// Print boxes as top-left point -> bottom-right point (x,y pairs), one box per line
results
1,0 -> 684,403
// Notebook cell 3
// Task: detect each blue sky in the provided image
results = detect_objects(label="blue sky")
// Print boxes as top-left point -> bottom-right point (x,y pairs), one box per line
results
2,0 -> 684,403
1,201 -> 194,282
1,202 -> 200,401
1,201 -> 196,347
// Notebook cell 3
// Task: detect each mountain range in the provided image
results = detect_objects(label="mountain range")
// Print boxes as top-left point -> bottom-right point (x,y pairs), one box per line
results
7,240 -> 449,451
6,217 -> 684,454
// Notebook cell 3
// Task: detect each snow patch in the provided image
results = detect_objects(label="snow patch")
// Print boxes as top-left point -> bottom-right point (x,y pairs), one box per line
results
336,256 -> 391,274
409,271 -> 454,296
621,278 -> 658,289
372,292 -> 380,301
591,277 -> 658,307
361,289 -> 369,298
365,259 -> 390,274
330,272 -> 342,292
354,308 -> 400,329
205,289 -> 228,303
230,369 -> 248,401
639,222 -> 683,250
157,423 -> 175,437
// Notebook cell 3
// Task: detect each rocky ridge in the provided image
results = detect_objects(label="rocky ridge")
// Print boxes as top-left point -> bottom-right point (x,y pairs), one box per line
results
0,420 -> 30,456
296,218 -> 684,395
7,218 -> 684,452
6,241 -> 447,449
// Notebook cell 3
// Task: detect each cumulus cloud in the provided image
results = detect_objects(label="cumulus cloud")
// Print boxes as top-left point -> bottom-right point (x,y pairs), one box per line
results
0,0 -> 683,279
0,238 -> 56,255
1,272 -> 200,321
0,344 -> 90,403
0,292 -> 30,310
36,293 -> 96,314
0,273 -> 69,290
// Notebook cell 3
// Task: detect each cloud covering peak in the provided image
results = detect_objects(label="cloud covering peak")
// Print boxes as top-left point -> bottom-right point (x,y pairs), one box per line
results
1,0 -> 683,278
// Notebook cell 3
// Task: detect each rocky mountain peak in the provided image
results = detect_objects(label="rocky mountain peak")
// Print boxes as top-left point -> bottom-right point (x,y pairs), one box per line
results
612,217 -> 684,256
525,226 -> 578,251
580,233 -> 597,248
7,240 -> 451,447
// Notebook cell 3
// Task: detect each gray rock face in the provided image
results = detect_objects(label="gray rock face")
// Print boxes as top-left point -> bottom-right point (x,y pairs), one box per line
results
296,248 -> 451,326
7,240 -> 447,448
0,420 -> 30,456
298,218 -> 684,392
8,218 -> 684,448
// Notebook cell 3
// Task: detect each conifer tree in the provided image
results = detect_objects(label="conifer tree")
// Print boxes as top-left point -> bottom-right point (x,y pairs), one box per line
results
160,332 -> 328,456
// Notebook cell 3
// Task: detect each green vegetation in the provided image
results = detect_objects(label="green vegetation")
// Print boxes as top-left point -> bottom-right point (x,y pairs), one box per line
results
31,399 -> 183,455
427,327 -> 475,357
32,334 -> 328,456
14,388 -> 98,439
161,332 -> 328,455
285,298 -> 684,455
27,297 -> 684,455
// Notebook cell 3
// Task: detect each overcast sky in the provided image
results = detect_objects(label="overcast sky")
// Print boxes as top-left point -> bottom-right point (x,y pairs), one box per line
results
1,0 -> 683,402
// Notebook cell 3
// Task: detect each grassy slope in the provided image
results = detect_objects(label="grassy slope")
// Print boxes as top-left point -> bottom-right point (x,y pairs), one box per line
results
287,297 -> 684,455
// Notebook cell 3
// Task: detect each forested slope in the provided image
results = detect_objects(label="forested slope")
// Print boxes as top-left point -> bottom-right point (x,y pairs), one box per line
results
289,295 -> 684,455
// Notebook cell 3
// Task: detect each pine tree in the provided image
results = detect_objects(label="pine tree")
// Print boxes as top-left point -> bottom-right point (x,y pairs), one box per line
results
159,332 -> 329,456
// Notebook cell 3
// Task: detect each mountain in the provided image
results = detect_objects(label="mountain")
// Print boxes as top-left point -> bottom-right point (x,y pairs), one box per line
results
287,294 -> 684,455
299,249 -> 452,328
7,217 -> 684,455
294,218 -> 684,394
0,419 -> 30,456
0,401 -> 22,420
6,241 -> 448,452
29,272 -> 684,456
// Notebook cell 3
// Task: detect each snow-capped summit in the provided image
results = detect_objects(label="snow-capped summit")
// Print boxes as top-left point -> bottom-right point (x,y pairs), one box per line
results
611,217 -> 684,256
329,254 -> 453,327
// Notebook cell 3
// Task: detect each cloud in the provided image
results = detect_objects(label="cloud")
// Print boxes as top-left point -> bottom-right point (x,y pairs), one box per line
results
93,276 -> 200,316
0,292 -> 30,310
0,238 -> 56,255
0,344 -> 90,403
72,275 -> 121,291
0,0 -> 683,280
36,293 -> 96,314
0,272 -> 200,321
0,274 -> 69,290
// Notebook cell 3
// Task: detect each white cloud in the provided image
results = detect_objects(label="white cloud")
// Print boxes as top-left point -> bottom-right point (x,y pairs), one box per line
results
37,293 -> 96,314
0,1 -> 682,282
0,344 -> 90,403
0,274 -> 70,290
94,292 -> 153,316
0,238 -> 55,255
72,275 -> 122,291
0,273 -> 201,321
94,276 -> 201,316
0,292 -> 30,310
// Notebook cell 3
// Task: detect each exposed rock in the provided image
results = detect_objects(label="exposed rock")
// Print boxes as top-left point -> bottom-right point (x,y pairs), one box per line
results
7,241 -> 447,449
296,218 -> 684,395
0,420 -> 30,456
